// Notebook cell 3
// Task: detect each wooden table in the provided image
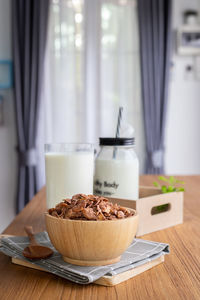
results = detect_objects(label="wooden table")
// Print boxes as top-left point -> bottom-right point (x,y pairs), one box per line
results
0,175 -> 200,300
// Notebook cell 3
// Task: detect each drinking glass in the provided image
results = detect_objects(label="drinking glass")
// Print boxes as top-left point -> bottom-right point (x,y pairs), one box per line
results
45,143 -> 94,208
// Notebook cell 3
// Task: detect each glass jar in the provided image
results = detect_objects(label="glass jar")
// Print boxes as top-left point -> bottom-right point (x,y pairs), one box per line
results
94,138 -> 139,200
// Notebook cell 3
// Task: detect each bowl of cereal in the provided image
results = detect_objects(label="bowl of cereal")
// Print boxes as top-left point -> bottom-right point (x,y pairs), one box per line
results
45,194 -> 138,266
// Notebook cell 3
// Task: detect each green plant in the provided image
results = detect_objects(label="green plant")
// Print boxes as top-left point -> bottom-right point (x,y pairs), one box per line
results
153,176 -> 185,193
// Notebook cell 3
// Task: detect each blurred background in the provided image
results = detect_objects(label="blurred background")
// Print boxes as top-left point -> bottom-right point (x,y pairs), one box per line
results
0,0 -> 200,232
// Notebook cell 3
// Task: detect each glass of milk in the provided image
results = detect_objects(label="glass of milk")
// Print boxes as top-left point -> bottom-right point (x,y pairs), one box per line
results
45,143 -> 94,208
94,138 -> 139,200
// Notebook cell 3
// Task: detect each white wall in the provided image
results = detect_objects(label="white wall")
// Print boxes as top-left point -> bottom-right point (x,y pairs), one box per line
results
165,0 -> 200,174
0,0 -> 17,232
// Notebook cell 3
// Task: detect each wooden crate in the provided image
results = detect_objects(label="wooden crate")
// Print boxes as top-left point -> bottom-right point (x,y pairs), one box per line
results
109,186 -> 184,237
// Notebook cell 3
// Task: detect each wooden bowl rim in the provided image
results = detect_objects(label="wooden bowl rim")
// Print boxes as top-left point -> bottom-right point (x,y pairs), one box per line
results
45,208 -> 138,223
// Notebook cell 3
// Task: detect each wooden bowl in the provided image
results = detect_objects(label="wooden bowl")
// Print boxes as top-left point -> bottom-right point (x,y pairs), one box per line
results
45,210 -> 138,266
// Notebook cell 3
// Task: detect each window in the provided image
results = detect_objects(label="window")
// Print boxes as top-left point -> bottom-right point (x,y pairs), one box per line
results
42,0 -> 145,172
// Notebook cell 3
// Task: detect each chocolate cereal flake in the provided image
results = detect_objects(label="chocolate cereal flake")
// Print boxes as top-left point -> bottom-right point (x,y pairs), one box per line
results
48,194 -> 135,221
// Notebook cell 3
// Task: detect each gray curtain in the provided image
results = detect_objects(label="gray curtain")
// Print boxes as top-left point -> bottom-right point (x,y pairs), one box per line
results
138,0 -> 172,174
12,0 -> 49,212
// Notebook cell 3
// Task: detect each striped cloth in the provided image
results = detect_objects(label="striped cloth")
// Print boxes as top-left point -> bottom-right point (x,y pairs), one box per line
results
0,232 -> 169,284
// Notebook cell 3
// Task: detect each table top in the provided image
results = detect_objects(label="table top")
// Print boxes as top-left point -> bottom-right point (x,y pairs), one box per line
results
1,175 -> 200,300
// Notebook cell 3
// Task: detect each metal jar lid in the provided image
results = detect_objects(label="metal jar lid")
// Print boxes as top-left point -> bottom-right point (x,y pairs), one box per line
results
99,137 -> 135,146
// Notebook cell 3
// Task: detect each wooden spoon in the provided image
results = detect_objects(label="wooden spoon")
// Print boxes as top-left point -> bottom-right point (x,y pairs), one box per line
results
23,226 -> 53,259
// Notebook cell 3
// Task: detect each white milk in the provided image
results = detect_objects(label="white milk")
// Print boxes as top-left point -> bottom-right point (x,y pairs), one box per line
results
94,158 -> 139,200
45,152 -> 94,208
